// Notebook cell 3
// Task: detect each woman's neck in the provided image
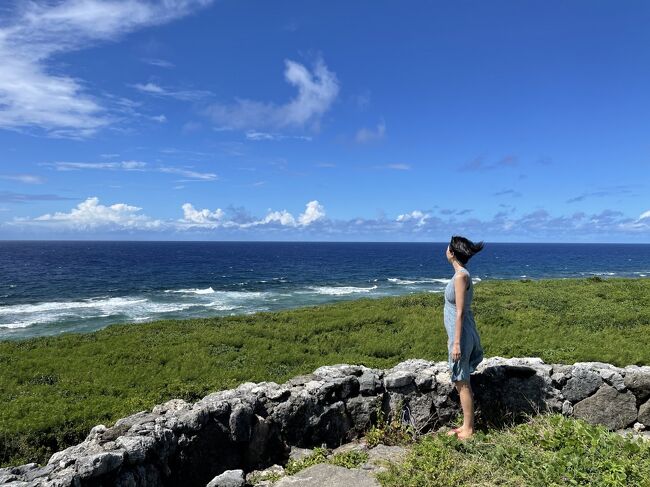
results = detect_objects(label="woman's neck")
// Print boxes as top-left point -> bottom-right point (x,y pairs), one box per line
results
451,261 -> 465,273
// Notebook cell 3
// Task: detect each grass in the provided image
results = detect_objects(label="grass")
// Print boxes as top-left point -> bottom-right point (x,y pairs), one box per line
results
1,276 -> 649,467
284,446 -> 369,475
376,412 -> 650,487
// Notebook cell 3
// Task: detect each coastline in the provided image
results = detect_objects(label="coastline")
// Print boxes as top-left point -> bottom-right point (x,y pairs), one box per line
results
2,273 -> 648,341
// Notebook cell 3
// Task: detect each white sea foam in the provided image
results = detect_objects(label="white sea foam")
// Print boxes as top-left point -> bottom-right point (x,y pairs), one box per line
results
388,277 -> 451,285
164,287 -> 215,294
0,296 -> 148,314
388,278 -> 418,285
0,296 -> 201,329
307,285 -> 378,295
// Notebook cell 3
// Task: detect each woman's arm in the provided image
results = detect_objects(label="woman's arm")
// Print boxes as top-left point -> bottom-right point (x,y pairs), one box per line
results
452,273 -> 468,357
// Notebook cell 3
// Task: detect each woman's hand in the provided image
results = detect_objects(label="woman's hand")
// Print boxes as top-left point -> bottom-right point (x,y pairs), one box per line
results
452,341 -> 461,362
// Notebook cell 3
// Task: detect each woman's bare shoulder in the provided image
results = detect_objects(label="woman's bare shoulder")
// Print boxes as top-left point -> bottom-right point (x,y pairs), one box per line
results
454,271 -> 469,283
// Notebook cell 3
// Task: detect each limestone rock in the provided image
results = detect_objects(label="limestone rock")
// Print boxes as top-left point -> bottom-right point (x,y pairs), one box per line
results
384,371 -> 415,389
624,371 -> 650,402
637,398 -> 650,426
206,469 -> 245,487
573,384 -> 637,430
273,463 -> 379,487
562,367 -> 602,402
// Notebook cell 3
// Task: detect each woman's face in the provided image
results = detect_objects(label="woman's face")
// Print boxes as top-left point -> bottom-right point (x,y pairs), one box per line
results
446,244 -> 454,263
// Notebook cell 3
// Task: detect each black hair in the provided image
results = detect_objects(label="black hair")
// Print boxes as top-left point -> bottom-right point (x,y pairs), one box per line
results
449,235 -> 485,265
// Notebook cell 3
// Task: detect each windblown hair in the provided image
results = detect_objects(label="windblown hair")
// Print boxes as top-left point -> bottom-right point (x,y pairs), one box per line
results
449,235 -> 485,265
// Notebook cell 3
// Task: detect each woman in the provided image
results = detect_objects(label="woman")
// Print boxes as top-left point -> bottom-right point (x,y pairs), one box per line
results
443,235 -> 485,440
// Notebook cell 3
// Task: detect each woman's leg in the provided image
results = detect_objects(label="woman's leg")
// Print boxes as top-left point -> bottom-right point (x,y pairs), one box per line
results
454,379 -> 475,435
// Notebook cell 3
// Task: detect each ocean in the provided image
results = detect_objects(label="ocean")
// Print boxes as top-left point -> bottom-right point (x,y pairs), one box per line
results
1,241 -> 649,340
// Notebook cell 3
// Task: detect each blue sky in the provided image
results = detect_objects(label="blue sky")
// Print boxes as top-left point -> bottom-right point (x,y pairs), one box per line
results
0,0 -> 648,242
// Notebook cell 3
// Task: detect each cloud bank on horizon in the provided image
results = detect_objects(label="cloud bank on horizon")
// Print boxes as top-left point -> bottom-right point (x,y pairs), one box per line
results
0,0 -> 648,242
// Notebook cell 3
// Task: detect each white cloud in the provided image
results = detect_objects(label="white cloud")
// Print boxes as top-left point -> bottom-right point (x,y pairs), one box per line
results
0,0 -> 214,137
11,196 -> 163,230
141,58 -> 175,68
181,203 -> 225,226
49,161 -> 147,171
355,119 -> 385,143
45,160 -> 216,180
177,200 -> 326,229
617,209 -> 650,232
396,210 -> 430,226
206,58 -> 339,132
0,174 -> 45,184
298,200 -> 326,225
5,199 -> 650,240
245,130 -> 312,141
158,166 -> 218,181
260,210 -> 297,227
131,82 -> 212,101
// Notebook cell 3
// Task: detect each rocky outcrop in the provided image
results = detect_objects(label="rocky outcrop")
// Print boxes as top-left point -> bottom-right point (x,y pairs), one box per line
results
1,356 -> 649,486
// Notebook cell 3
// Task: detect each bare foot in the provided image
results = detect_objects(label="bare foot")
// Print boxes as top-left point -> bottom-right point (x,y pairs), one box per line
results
446,427 -> 462,436
456,427 -> 474,441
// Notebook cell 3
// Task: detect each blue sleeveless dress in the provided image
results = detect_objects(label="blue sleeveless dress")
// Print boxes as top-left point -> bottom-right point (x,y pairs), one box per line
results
444,267 -> 484,382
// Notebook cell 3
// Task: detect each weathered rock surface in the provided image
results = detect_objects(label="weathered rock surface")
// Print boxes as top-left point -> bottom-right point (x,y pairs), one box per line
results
206,469 -> 245,487
3,356 -> 650,486
573,384 -> 638,430
273,463 -> 379,487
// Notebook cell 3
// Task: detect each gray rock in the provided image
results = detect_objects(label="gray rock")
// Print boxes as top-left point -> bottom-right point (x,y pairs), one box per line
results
624,371 -> 650,402
289,446 -> 314,462
358,371 -> 382,395
384,371 -> 415,389
366,444 -> 408,464
115,434 -> 156,465
175,405 -> 210,433
598,368 -> 626,392
414,368 -> 436,391
330,440 -> 368,456
152,398 -> 190,415
274,463 -> 379,487
638,398 -> 650,426
246,464 -> 285,485
75,451 -> 125,479
346,395 -> 382,434
229,403 -> 253,443
573,384 -> 637,430
206,469 -> 245,487
551,364 -> 573,376
550,372 -> 568,387
562,367 -> 602,402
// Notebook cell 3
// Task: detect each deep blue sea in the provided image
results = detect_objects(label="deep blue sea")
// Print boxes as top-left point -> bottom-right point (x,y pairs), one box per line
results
1,241 -> 649,340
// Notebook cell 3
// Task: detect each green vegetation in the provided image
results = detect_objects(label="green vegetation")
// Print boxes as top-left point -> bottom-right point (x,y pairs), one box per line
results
366,400 -> 418,448
284,447 -> 329,475
1,277 -> 649,467
283,446 -> 369,475
376,412 -> 650,487
328,449 -> 370,469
